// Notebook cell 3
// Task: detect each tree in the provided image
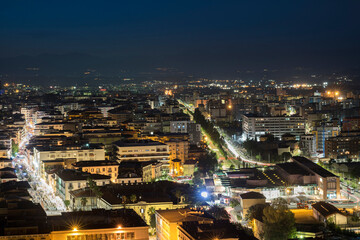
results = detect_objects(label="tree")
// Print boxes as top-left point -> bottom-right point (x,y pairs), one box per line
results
264,134 -> 276,142
11,139 -> 19,157
281,152 -> 292,162
109,144 -> 119,161
81,197 -> 88,210
197,151 -> 218,175
271,197 -> 288,210
229,164 -> 235,170
208,205 -> 230,220
245,204 -> 267,222
122,195 -> 127,208
130,194 -> 137,203
64,200 -> 70,210
193,108 -> 228,159
147,207 -> 156,229
87,177 -> 103,205
262,203 -> 296,240
230,198 -> 240,208
193,171 -> 203,186
175,189 -> 182,204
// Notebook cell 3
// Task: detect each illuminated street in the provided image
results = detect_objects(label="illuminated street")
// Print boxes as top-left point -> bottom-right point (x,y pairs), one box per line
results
13,126 -> 66,215
1,2 -> 360,238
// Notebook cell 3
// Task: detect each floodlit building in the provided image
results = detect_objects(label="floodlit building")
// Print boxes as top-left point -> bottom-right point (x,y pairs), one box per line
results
32,144 -> 105,175
114,140 -> 169,163
312,202 -> 347,225
0,209 -> 149,240
291,157 -> 340,199
242,114 -> 305,140
72,160 -> 119,182
239,191 -> 266,218
54,169 -> 110,201
156,209 -> 213,240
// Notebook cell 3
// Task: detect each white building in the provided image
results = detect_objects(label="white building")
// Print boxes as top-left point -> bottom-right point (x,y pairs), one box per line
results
32,144 -> 105,173
300,134 -> 316,157
55,169 -> 110,201
242,114 -> 305,140
114,140 -> 169,163
170,121 -> 201,145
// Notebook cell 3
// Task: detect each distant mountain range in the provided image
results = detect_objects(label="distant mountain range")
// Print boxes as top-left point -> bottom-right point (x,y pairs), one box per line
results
0,53 -> 359,86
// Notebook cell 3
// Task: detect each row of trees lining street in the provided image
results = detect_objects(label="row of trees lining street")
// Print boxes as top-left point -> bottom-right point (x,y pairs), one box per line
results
242,138 -> 292,163
193,108 -> 228,159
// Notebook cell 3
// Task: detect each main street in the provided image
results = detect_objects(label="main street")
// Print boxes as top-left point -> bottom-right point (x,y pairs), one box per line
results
178,99 -> 274,168
13,126 -> 66,215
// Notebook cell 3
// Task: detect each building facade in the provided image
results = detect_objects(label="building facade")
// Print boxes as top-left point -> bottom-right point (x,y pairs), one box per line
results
242,114 -> 305,140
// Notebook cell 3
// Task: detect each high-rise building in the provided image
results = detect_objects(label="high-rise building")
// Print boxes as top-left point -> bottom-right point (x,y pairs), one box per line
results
242,114 -> 305,140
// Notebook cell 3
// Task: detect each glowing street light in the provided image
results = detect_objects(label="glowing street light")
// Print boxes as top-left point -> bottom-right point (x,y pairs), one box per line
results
201,191 -> 208,198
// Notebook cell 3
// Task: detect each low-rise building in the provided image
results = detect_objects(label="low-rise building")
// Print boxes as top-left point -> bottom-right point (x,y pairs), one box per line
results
156,209 -> 213,240
33,144 -> 105,175
0,158 -> 12,168
239,191 -> 266,218
0,208 -> 149,240
178,220 -> 255,240
312,201 -> 347,225
54,169 -> 110,201
116,172 -> 142,184
70,182 -> 189,225
114,140 -> 169,163
142,161 -> 164,182
72,160 -> 119,182
292,156 -> 340,199
0,167 -> 17,183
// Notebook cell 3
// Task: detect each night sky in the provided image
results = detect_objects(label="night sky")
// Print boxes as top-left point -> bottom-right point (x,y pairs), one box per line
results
1,1 -> 360,83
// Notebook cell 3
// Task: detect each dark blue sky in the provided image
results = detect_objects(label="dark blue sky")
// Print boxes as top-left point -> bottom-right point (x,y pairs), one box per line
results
1,0 -> 360,82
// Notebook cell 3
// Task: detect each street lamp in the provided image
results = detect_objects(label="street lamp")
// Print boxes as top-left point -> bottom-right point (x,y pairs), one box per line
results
201,191 -> 208,198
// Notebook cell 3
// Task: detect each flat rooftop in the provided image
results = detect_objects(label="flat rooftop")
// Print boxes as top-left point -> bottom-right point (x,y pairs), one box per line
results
34,143 -> 104,151
48,209 -> 147,230
156,209 -> 213,223
276,162 -> 311,175
56,169 -> 110,181
114,139 -> 166,147
292,156 -> 337,178
73,160 -> 119,168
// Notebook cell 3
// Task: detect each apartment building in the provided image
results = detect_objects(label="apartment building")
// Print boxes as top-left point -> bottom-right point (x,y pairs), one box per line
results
312,125 -> 339,152
0,158 -> 12,169
0,209 -> 149,240
300,134 -> 316,157
114,140 -> 169,163
242,114 -> 305,140
72,160 -> 119,182
34,122 -> 77,136
156,209 -> 213,240
166,139 -> 189,164
32,144 -> 105,175
325,134 -> 360,159
54,169 -> 110,201
170,121 -> 201,145
142,161 -> 165,182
